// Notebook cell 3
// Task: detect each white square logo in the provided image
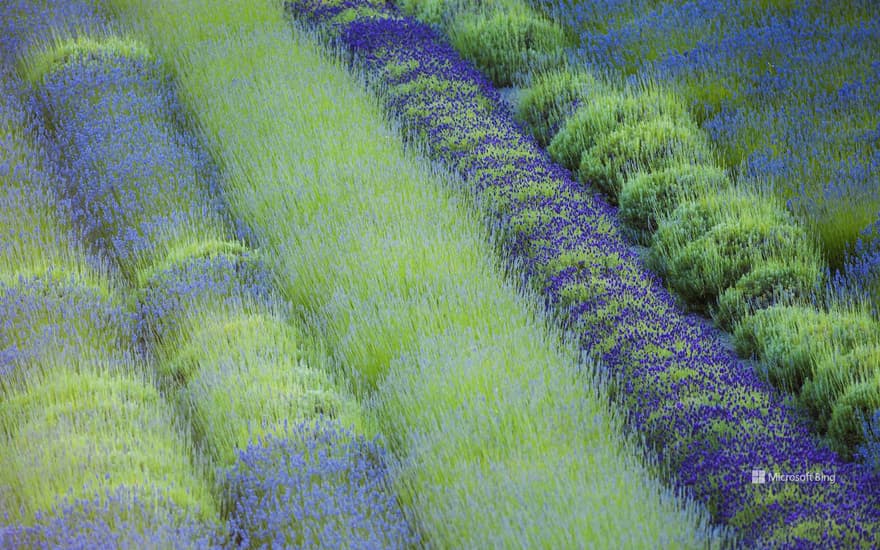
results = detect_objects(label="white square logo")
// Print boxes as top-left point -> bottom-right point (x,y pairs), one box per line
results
751,469 -> 766,484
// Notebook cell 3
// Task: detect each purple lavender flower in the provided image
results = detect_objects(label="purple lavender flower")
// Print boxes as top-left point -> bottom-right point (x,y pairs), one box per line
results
225,421 -> 418,550
1,487 -> 221,550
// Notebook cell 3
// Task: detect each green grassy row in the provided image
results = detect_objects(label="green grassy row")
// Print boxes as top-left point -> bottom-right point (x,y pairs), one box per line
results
102,0 -> 731,546
396,0 -> 880,460
0,66 -> 216,534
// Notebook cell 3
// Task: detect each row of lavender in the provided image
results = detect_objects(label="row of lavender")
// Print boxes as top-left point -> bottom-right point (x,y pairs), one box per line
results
394,0 -> 880,472
1,1 -> 414,547
0,59 -> 217,548
286,1 -> 880,547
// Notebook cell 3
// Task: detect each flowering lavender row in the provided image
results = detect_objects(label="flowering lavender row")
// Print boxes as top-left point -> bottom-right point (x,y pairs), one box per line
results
37,49 -> 231,284
286,2 -> 880,546
0,62 -> 218,547
2,487 -> 217,550
24,4 -> 415,544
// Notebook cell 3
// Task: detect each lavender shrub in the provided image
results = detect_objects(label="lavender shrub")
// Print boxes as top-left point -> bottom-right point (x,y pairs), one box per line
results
225,420 -> 418,550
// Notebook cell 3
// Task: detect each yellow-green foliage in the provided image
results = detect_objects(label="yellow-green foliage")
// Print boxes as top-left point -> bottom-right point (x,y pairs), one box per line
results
103,0 -> 728,545
578,114 -> 711,201
395,0 -> 458,26
0,365 -> 215,525
714,259 -> 822,331
649,186 -> 821,306
618,161 -> 730,244
448,6 -> 570,87
397,0 -> 573,88
733,304 -> 880,393
732,302 -> 880,457
548,84 -> 692,171
134,237 -> 249,288
801,344 -> 880,432
20,31 -> 153,84
516,68 -> 606,146
828,375 -> 880,459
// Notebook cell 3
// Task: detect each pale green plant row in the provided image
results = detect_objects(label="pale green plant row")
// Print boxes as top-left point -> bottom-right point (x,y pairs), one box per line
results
0,67 -> 216,529
103,0 -> 731,546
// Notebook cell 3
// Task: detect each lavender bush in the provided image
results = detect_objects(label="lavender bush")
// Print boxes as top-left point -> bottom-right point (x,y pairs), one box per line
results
225,421 -> 418,549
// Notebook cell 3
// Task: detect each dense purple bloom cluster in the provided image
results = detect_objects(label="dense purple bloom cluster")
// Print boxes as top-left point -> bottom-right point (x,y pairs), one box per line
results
287,2 -> 880,546
20,3 -> 415,545
1,487 -> 219,550
536,0 -> 880,267
225,421 -> 419,549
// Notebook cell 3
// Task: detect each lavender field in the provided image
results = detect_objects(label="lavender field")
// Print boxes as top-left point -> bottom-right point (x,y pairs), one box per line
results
0,0 -> 878,548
